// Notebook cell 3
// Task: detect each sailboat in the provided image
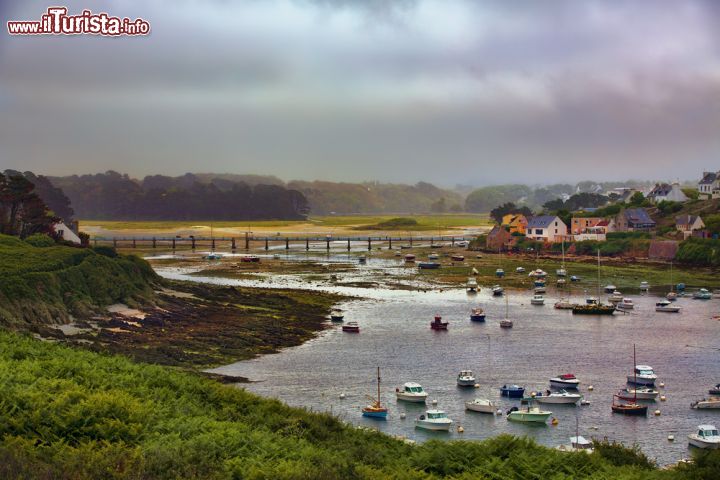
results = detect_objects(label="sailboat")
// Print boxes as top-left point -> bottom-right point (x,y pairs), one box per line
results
495,247 -> 505,277
572,250 -> 615,315
362,367 -> 388,419
612,345 -> 649,416
666,261 -> 677,301
556,239 -> 567,278
500,292 -> 513,328
205,224 -> 223,260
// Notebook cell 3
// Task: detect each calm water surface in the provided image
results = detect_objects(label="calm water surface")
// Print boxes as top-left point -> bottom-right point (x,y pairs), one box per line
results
158,257 -> 719,466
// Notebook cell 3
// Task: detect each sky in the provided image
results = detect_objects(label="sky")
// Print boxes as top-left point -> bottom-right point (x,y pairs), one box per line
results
0,0 -> 719,186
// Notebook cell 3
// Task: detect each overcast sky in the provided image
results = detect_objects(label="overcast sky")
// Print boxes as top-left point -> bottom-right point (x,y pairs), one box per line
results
1,0 -> 719,186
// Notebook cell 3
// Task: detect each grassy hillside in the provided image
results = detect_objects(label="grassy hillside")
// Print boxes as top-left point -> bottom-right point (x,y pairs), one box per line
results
0,235 -> 158,325
1,330 -> 716,479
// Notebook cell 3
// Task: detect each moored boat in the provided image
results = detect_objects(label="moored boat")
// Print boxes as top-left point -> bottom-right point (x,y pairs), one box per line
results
430,315 -> 448,330
418,262 -> 441,269
205,253 -> 223,260
415,409 -> 453,431
516,267 -> 526,273
666,291 -> 677,301
550,374 -> 580,389
404,254 -> 416,262
529,269 -> 547,278
570,275 -> 581,282
534,286 -> 547,294
466,277 -> 478,292
554,299 -> 573,309
655,300 -> 680,313
500,319 -> 513,328
639,281 -> 649,291
500,384 -> 525,398
362,367 -> 388,419
557,436 -> 594,453
534,390 -> 582,405
556,268 -> 567,277
428,253 -> 439,260
342,321 -> 360,333
604,285 -> 618,294
451,254 -> 465,261
395,383 -> 428,403
608,290 -> 623,303
492,285 -> 504,296
507,404 -> 552,423
616,298 -> 635,310
709,384 -> 720,396
330,310 -> 344,322
691,397 -> 720,409
495,268 -> 505,278
465,398 -> 496,413
627,365 -> 657,386
457,370 -> 476,387
617,387 -> 659,401
470,308 -> 486,322
693,288 -> 712,300
688,425 -> 720,449
530,294 -> 545,305
613,345 -> 649,416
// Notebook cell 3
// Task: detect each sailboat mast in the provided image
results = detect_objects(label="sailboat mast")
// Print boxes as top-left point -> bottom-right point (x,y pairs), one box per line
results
670,261 -> 673,292
505,292 -> 509,319
597,249 -> 601,300
633,344 -> 638,403
377,366 -> 381,403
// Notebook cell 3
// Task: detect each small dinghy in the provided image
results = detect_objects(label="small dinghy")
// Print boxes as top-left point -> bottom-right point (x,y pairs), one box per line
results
530,294 -> 545,305
492,285 -> 504,296
430,315 -> 448,330
500,384 -> 525,398
470,308 -> 486,322
457,370 -> 476,387
342,321 -> 360,333
330,310 -> 344,322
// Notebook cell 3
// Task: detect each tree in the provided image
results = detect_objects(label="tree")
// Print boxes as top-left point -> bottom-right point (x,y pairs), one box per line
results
490,202 -> 533,224
430,197 -> 447,213
628,191 -> 646,206
0,173 -> 57,238
464,184 -> 532,213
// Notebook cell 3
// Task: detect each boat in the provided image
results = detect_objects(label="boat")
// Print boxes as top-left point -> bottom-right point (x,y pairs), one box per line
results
604,285 -> 618,294
572,251 -> 615,315
534,389 -> 582,404
570,275 -> 581,282
691,397 -> 720,409
710,384 -> 720,395
666,261 -> 677,301
516,267 -> 526,273
557,436 -> 594,453
470,308 -> 486,322
617,387 -> 659,401
533,278 -> 546,287
430,315 -> 448,330
358,256 -> 367,264
616,298 -> 635,310
534,286 -> 547,294
451,254 -> 465,262
418,262 -> 441,269
415,409 -> 453,431
688,425 -> 720,449
362,367 -> 388,419
655,300 -> 680,313
427,253 -> 439,260
556,268 -> 567,277
507,404 -> 552,423
205,253 -> 223,260
465,398 -> 496,414
556,278 -> 566,286
613,345 -> 649,416
666,292 -> 678,301
500,384 -> 525,398
693,288 -> 712,300
529,269 -> 547,278
404,254 -> 416,262
342,322 -> 360,333
500,319 -> 513,328
554,299 -> 573,309
396,383 -> 428,403
240,254 -> 260,262
466,277 -> 478,292
457,370 -> 476,387
530,294 -> 545,305
608,290 -> 623,303
627,364 -> 657,386
556,240 -> 567,278
495,268 -> 505,278
492,285 -> 504,296
676,283 -> 686,292
330,310 -> 344,322
639,281 -> 649,291
550,374 -> 580,389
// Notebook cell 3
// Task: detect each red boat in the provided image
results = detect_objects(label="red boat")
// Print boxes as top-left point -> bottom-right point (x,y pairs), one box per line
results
342,321 -> 360,333
612,345 -> 648,416
240,255 -> 261,263
430,315 -> 448,330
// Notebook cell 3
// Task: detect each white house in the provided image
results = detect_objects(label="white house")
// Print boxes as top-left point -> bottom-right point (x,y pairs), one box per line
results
52,221 -> 82,244
646,182 -> 688,203
698,171 -> 720,199
526,215 -> 568,243
675,215 -> 705,239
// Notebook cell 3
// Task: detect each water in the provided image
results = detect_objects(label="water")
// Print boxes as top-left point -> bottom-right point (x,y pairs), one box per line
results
157,262 -> 719,465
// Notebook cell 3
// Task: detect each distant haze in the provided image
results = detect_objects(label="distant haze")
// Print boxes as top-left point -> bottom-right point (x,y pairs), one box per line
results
1,0 -> 719,185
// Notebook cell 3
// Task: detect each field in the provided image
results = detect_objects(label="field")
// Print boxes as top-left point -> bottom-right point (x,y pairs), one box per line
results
1,329 -> 717,479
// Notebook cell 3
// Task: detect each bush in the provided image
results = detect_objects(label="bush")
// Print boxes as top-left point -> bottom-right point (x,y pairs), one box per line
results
92,246 -> 118,258
676,238 -> 720,267
23,234 -> 56,248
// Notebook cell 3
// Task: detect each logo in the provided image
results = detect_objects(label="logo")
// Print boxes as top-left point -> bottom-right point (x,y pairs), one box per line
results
7,7 -> 150,36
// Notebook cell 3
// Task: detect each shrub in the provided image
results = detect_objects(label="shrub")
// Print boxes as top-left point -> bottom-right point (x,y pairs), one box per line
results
93,246 -> 118,258
24,234 -> 56,247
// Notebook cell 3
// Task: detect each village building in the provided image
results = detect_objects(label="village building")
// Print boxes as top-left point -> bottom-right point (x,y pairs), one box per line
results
525,215 -> 568,243
501,214 -> 528,235
52,221 -> 82,244
698,171 -> 720,199
675,215 -> 705,239
614,208 -> 656,232
570,217 -> 603,235
486,225 -> 515,251
646,182 -> 688,203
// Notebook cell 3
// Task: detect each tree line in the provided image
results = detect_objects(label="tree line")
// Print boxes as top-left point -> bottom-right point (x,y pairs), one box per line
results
0,172 -> 58,238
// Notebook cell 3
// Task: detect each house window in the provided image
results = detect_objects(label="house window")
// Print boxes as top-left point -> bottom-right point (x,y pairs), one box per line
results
535,229 -> 543,235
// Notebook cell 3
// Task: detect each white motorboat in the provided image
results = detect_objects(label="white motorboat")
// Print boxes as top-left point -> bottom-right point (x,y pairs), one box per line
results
655,300 -> 680,313
550,374 -> 580,389
693,288 -> 712,300
396,383 -> 428,403
688,425 -> 720,449
554,299 -> 573,309
530,294 -> 545,305
617,387 -> 659,401
457,370 -> 476,387
691,397 -> 720,409
529,269 -> 548,278
507,405 -> 552,424
639,281 -> 649,291
415,409 -> 453,431
557,436 -> 594,453
465,398 -> 496,414
534,390 -> 582,405
492,285 -> 504,296
627,365 -> 657,386
428,253 -> 440,260
466,277 -> 478,292
516,267 -> 526,273
604,285 -> 618,294
556,268 -> 567,277
608,290 -> 623,303
616,298 -> 634,310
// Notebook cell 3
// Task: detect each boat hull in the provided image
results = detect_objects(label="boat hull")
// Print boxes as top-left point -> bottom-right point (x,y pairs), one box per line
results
535,395 -> 581,405
691,401 -> 720,409
396,394 -> 427,403
572,305 -> 615,315
465,402 -> 495,414
501,388 -> 525,398
415,420 -> 452,431
688,436 -> 720,449
457,379 -> 476,387
611,405 -> 648,416
507,412 -> 551,423
362,410 -> 388,419
550,379 -> 579,389
470,314 -> 486,322
627,376 -> 656,386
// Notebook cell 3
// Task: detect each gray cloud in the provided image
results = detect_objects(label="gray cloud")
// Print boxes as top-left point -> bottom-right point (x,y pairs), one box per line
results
1,0 -> 719,185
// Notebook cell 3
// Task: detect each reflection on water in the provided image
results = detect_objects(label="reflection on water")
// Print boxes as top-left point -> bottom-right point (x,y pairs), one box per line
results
158,261 -> 719,466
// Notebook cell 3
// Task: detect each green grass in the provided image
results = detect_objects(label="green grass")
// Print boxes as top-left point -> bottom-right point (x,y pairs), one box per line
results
311,214 -> 492,229
1,329 -> 716,479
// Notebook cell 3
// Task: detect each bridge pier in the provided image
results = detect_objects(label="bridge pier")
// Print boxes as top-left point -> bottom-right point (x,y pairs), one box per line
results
347,239 -> 351,251
286,238 -> 290,250
244,232 -> 249,250
172,238 -> 176,250
430,237 -> 433,246
265,238 -> 269,251
231,238 -> 236,251
367,237 -> 371,251
152,237 -> 156,248
326,238 -> 330,252
409,237 -> 413,247
211,238 -> 216,251
388,237 -> 392,249
132,239 -> 136,248
451,237 -> 455,246
191,238 -> 196,250
306,238 -> 309,251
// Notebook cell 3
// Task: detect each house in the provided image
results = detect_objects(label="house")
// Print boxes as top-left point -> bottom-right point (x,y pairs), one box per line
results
486,225 -> 515,251
525,215 -> 568,243
614,208 -> 656,232
570,217 -> 602,235
698,171 -> 720,199
501,214 -> 528,235
675,215 -> 705,239
52,221 -> 82,244
573,220 -> 609,241
648,240 -> 679,261
646,182 -> 688,203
